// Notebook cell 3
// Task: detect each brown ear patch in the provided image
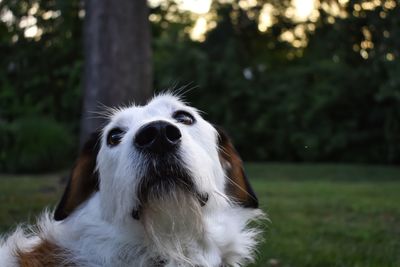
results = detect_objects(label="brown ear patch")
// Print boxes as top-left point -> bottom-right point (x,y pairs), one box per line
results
54,132 -> 101,221
216,126 -> 258,208
17,239 -> 74,267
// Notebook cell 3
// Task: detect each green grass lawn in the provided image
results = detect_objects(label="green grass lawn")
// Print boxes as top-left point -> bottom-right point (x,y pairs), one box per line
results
0,174 -> 62,233
1,163 -> 400,267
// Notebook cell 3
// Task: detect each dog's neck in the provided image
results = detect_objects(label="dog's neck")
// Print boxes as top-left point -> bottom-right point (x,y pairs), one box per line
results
52,193 -> 262,267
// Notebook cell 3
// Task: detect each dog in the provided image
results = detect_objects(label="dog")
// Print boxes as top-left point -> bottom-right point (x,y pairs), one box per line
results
0,93 -> 264,267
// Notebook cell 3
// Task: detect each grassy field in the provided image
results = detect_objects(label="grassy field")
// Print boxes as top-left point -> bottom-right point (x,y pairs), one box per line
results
1,163 -> 400,267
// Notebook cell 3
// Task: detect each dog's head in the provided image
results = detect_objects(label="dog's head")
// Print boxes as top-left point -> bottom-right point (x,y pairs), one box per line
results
54,94 -> 258,226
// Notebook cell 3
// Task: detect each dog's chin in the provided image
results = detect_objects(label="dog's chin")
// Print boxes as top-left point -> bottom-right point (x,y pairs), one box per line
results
140,189 -> 205,262
132,157 -> 208,261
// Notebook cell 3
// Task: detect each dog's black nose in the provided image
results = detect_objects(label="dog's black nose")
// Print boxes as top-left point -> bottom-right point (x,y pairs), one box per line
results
134,121 -> 181,153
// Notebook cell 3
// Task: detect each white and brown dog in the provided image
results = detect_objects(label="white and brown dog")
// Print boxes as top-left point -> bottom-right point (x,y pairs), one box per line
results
0,94 -> 264,267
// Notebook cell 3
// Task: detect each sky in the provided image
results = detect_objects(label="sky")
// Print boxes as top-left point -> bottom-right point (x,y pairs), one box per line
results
6,0 -> 393,44
2,0 -> 316,40
179,0 -> 316,17
184,0 -> 317,41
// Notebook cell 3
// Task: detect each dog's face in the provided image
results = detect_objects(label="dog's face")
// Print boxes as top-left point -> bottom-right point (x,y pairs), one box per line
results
54,94 -> 258,226
98,94 -> 228,222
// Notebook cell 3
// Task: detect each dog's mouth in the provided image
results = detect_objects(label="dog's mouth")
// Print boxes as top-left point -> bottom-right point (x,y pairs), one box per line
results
132,155 -> 208,220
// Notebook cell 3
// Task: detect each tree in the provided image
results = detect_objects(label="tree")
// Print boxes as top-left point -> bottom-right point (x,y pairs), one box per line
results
81,0 -> 153,143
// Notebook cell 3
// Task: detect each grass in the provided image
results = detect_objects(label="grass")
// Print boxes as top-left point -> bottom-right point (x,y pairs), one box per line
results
0,174 -> 61,233
247,163 -> 400,267
1,163 -> 400,267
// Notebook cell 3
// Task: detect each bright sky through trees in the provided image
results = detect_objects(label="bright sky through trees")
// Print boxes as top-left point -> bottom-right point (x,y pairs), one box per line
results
181,0 -> 318,40
1,0 -> 397,43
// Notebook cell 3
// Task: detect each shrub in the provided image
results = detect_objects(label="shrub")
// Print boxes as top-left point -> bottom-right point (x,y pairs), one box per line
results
0,117 -> 76,173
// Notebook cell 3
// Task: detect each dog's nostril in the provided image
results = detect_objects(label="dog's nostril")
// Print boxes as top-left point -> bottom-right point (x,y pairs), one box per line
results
165,125 -> 181,143
134,121 -> 181,152
135,126 -> 158,147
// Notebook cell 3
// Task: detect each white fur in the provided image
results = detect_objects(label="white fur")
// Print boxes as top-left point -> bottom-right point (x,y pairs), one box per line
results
0,94 -> 264,267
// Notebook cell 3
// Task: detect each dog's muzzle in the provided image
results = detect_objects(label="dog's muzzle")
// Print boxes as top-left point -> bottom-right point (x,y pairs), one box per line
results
132,120 -> 208,220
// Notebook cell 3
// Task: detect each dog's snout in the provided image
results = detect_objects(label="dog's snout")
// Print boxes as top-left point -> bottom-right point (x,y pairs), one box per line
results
134,121 -> 181,153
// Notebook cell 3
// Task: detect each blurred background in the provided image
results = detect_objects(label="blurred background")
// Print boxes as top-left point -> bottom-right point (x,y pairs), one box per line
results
0,0 -> 399,266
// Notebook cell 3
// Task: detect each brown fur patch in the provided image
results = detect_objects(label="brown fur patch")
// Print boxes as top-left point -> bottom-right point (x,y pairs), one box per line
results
54,131 -> 100,221
17,240 -> 73,267
216,126 -> 258,208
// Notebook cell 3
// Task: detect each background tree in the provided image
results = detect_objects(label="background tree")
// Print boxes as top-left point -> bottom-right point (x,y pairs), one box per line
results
81,0 -> 153,143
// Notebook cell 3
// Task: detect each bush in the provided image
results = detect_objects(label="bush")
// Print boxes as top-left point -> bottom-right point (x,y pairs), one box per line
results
0,117 -> 76,173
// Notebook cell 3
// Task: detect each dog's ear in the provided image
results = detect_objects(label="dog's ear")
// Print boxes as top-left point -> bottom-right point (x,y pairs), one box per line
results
215,126 -> 258,208
54,132 -> 101,221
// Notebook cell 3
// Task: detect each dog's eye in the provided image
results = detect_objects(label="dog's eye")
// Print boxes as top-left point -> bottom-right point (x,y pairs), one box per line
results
173,110 -> 195,125
107,128 -> 124,146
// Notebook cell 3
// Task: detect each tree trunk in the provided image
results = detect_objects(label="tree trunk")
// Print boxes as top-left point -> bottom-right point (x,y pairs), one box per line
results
80,0 -> 152,144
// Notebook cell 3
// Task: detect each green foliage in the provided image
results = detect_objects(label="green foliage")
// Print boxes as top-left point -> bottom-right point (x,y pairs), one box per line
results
1,0 -> 399,173
0,117 -> 76,173
0,0 -> 83,122
0,0 -> 82,172
152,2 -> 400,164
